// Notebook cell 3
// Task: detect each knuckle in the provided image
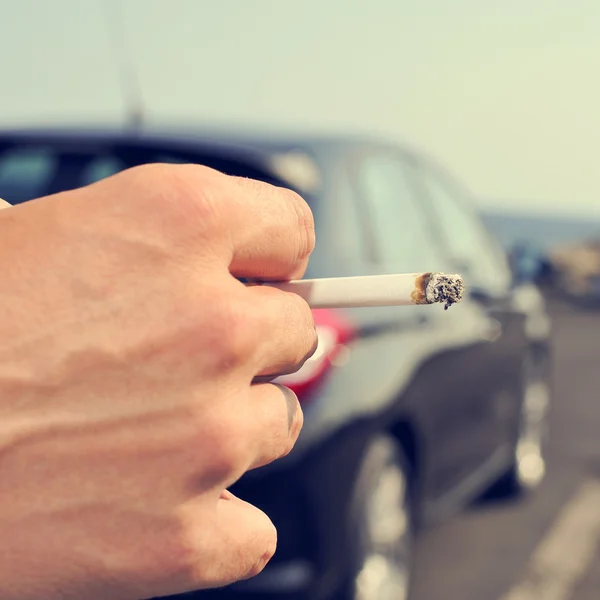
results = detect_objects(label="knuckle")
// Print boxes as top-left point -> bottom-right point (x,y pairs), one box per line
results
267,426 -> 293,462
266,386 -> 302,460
302,307 -> 319,361
281,408 -> 303,458
189,509 -> 277,587
286,188 -> 315,262
186,291 -> 259,373
197,412 -> 250,476
257,290 -> 317,376
145,506 -> 277,589
277,430 -> 297,461
209,297 -> 259,370
138,483 -> 277,590
211,436 -> 249,476
286,294 -> 318,365
122,163 -> 225,240
289,402 -> 304,443
243,520 -> 278,580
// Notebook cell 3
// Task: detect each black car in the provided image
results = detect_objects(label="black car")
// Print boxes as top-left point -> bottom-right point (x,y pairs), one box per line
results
0,126 -> 552,600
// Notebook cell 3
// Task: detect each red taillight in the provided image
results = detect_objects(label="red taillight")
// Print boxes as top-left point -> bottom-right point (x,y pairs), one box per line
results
275,309 -> 355,403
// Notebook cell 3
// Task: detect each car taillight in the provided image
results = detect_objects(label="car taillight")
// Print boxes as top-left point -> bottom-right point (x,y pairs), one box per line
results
274,309 -> 355,403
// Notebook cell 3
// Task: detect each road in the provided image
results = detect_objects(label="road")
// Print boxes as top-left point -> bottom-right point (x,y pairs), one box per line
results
411,301 -> 600,600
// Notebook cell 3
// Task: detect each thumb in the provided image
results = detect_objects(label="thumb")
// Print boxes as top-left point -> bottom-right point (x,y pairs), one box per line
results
0,198 -> 11,210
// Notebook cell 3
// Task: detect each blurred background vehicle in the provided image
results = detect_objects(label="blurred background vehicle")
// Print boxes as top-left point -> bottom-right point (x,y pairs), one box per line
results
544,240 -> 600,307
482,210 -> 600,254
483,209 -> 600,306
0,126 -> 552,600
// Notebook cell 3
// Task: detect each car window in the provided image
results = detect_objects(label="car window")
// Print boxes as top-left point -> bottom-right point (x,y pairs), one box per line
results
355,152 -> 448,273
417,163 -> 512,290
155,153 -> 189,164
0,145 -> 197,203
0,146 -> 58,204
0,142 -> 312,196
311,163 -> 368,276
80,155 -> 128,186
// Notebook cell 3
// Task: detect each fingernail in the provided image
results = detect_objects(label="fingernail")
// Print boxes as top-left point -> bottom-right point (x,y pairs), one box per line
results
272,383 -> 299,433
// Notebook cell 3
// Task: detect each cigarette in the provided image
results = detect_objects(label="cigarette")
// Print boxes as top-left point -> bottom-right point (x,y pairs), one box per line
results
253,272 -> 465,310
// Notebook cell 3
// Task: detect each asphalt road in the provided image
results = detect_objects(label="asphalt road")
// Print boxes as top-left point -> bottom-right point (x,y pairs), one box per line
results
410,300 -> 600,600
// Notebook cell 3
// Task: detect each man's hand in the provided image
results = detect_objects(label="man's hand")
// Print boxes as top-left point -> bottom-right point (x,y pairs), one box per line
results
0,165 -> 317,600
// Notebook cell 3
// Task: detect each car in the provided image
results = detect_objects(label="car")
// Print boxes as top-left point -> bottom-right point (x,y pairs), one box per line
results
0,126 -> 552,600
481,209 -> 600,296
545,240 -> 600,307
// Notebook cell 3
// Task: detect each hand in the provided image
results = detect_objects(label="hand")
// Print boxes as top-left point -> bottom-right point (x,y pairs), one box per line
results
0,164 -> 317,600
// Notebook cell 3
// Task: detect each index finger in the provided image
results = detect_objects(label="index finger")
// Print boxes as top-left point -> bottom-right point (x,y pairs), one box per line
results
225,176 -> 316,281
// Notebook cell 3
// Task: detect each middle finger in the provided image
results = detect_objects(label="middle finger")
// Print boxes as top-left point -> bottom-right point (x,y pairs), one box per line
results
245,283 -> 318,379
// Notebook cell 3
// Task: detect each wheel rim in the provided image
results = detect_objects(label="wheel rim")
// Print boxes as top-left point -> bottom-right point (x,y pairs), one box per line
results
354,451 -> 412,600
515,373 -> 550,490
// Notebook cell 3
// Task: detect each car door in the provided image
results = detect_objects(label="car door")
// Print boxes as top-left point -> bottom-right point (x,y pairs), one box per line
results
413,158 -> 528,460
348,147 -> 505,498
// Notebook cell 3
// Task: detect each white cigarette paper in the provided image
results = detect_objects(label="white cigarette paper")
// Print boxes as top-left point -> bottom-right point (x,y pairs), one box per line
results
256,272 -> 465,310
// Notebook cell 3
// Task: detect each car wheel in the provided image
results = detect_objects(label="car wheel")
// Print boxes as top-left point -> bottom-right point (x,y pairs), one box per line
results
338,434 -> 414,600
487,351 -> 550,499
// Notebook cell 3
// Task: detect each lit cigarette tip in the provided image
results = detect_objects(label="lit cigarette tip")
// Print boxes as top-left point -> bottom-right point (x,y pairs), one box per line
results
423,272 -> 465,310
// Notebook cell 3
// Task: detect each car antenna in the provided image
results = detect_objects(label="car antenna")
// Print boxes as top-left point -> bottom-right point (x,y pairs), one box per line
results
103,0 -> 144,130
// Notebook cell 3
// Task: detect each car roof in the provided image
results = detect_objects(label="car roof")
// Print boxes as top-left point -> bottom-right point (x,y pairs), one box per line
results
0,121 -> 420,160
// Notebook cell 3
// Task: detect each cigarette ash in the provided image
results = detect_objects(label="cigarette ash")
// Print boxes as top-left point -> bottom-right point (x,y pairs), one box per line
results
425,273 -> 465,310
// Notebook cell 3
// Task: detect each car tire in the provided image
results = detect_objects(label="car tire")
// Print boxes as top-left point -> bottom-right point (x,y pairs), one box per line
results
485,351 -> 550,500
336,434 -> 414,600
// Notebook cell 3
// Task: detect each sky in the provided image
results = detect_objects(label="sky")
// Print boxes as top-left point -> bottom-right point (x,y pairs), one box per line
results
1,0 -> 600,216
